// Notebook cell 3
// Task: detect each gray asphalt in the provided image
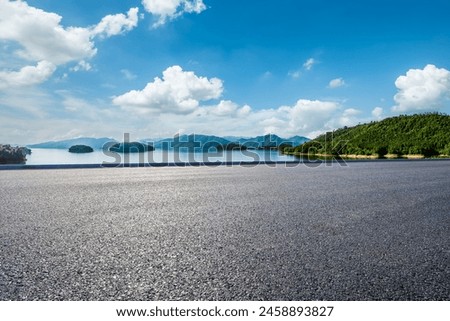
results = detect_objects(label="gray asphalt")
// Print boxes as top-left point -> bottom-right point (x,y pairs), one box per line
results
1,161 -> 449,300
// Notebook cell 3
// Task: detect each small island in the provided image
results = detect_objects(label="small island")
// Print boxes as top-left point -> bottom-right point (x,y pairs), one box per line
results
109,142 -> 155,153
68,145 -> 94,153
0,144 -> 31,164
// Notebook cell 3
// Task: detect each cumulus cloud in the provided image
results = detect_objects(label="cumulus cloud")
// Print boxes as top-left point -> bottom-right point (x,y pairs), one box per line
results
0,1 -> 95,65
273,100 -> 340,134
372,107 -> 383,119
112,67 -> 367,138
200,100 -> 252,118
0,1 -> 139,89
342,108 -> 360,117
0,60 -> 56,89
303,58 -> 316,71
71,60 -> 92,72
333,108 -> 362,128
152,101 -> 344,138
92,8 -> 139,38
146,99 -> 344,139
328,77 -> 345,89
113,66 -> 346,137
208,100 -> 239,116
142,0 -> 207,27
392,64 -> 450,113
113,65 -> 223,114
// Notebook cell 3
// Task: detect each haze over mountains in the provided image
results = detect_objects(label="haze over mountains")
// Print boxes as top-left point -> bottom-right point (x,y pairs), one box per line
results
27,137 -> 117,150
27,134 -> 310,150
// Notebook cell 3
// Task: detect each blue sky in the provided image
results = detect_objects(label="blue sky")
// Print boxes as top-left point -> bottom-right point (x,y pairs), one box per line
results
1,0 -> 450,144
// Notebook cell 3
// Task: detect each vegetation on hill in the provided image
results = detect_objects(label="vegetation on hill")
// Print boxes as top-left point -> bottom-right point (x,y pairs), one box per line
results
0,145 -> 31,164
68,145 -> 94,153
149,134 -> 309,151
284,113 -> 450,157
237,134 -> 309,150
154,134 -> 235,151
109,142 -> 155,153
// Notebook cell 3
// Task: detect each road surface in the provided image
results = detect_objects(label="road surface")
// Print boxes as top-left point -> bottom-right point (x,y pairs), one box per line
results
1,160 -> 449,300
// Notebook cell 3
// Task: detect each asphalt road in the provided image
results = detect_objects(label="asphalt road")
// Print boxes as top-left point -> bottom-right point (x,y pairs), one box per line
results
1,160 -> 449,300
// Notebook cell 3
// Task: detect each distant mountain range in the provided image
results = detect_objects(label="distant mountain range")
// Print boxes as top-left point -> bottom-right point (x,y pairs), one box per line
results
150,134 -> 232,150
28,134 -> 310,150
27,137 -> 117,150
237,135 -> 309,148
142,134 -> 309,150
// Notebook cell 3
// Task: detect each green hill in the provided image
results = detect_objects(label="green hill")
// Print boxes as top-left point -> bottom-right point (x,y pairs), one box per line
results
284,113 -> 450,157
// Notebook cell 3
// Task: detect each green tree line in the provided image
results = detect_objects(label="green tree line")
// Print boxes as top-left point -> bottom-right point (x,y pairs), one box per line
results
284,113 -> 450,157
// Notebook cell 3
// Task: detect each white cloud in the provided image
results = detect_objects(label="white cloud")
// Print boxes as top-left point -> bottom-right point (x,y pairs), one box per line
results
71,60 -> 92,72
328,77 -> 345,88
112,66 -> 358,138
0,86 -> 53,117
270,100 -> 340,136
92,8 -> 139,38
392,64 -> 450,113
183,0 -> 206,13
0,1 -> 95,65
303,58 -> 316,71
113,66 -> 347,137
121,69 -> 137,80
208,100 -> 239,116
0,1 -> 139,89
142,0 -> 207,27
113,65 -> 223,114
333,108 -> 362,128
160,100 -> 343,138
237,105 -> 252,117
201,100 -> 252,117
146,99 -> 343,139
0,111 -> 133,145
342,108 -> 360,117
372,107 -> 383,119
288,70 -> 301,79
0,60 -> 56,89
142,0 -> 184,17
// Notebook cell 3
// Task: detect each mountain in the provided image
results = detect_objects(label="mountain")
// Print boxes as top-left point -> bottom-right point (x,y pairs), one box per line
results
27,137 -> 117,150
27,134 -> 311,152
149,134 -> 310,150
109,142 -> 155,153
151,134 -> 235,151
285,113 -> 450,157
288,135 -> 310,146
237,134 -> 310,149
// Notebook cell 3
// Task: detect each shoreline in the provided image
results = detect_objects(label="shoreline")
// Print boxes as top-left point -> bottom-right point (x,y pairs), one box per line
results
283,152 -> 450,159
1,158 -> 449,170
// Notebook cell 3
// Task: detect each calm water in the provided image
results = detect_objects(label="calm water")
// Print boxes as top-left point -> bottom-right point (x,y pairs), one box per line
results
25,149 -> 297,165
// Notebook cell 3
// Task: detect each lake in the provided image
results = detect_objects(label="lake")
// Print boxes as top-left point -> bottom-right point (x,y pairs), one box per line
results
25,148 -> 297,165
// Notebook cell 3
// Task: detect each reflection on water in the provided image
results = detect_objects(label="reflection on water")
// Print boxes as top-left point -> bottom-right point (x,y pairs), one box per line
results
26,149 -> 297,165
